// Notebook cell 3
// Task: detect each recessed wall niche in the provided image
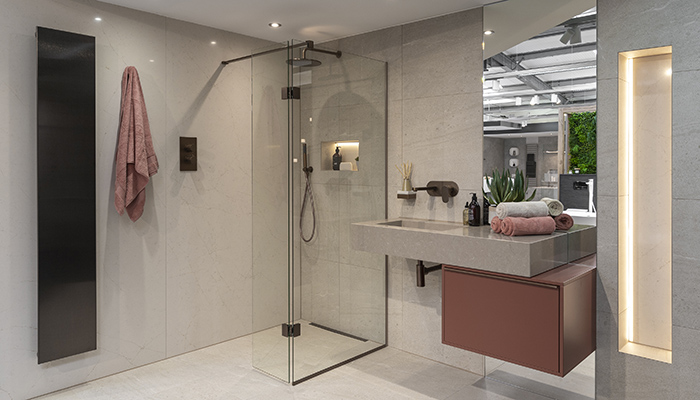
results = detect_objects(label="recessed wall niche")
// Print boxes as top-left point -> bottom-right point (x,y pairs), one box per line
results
321,140 -> 359,171
618,46 -> 672,363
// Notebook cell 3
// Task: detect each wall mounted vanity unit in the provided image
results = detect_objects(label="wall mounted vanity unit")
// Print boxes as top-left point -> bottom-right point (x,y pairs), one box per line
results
352,218 -> 596,377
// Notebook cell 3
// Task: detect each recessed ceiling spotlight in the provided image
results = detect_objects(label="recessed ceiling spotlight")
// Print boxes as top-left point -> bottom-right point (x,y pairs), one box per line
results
94,17 -> 102,21
484,30 -> 495,35
269,22 -> 281,28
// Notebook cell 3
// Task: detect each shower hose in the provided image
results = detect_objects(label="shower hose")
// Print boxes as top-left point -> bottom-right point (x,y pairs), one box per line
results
300,171 -> 316,243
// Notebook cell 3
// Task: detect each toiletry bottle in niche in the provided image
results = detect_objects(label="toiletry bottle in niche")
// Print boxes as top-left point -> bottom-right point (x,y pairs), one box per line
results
482,197 -> 489,225
462,201 -> 469,225
332,146 -> 342,170
468,193 -> 480,226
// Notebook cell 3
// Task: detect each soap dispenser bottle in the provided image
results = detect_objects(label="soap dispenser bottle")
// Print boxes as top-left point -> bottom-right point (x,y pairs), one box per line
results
468,193 -> 480,226
332,146 -> 342,170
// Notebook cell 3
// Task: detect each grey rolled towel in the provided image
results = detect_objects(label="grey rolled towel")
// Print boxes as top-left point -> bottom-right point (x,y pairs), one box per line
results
496,201 -> 549,219
541,197 -> 564,217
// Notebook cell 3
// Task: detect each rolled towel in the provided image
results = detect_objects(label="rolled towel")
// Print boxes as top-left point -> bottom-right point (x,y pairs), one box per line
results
496,201 -> 549,220
490,216 -> 502,233
500,216 -> 556,236
554,213 -> 574,230
541,197 -> 564,217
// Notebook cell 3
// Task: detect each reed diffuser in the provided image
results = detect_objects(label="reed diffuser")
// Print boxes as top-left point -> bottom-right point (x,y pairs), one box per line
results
395,162 -> 413,191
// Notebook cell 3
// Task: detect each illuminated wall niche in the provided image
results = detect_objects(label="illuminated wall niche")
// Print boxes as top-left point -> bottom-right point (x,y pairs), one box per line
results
618,46 -> 672,363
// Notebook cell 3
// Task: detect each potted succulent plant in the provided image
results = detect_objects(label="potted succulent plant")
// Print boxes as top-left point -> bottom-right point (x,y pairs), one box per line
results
483,167 -> 536,222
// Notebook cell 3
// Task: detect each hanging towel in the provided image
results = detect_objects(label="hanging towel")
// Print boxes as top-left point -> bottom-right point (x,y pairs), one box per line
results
541,197 -> 564,217
496,201 -> 549,220
500,216 -> 556,236
490,216 -> 502,233
114,66 -> 159,222
554,213 -> 575,231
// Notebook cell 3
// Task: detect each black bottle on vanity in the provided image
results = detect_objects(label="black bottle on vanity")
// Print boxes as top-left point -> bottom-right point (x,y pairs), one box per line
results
332,146 -> 342,170
468,193 -> 481,226
483,197 -> 489,225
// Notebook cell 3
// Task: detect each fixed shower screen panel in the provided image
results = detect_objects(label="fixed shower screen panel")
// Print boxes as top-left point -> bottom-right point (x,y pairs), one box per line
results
37,27 -> 97,364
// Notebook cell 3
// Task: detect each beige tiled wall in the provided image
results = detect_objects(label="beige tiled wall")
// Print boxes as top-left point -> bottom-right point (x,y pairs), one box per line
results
0,0 -> 270,398
321,8 -> 486,374
597,0 -> 700,398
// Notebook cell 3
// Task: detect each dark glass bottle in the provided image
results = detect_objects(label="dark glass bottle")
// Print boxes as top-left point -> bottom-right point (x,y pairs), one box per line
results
468,193 -> 480,226
332,146 -> 342,170
483,197 -> 490,225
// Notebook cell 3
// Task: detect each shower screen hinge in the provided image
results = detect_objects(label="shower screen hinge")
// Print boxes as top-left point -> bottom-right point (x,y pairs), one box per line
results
281,323 -> 301,337
282,86 -> 301,100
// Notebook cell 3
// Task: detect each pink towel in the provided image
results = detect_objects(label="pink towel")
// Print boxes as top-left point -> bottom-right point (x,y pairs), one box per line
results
554,213 -> 574,230
500,216 -> 556,236
490,217 -> 502,233
114,66 -> 158,222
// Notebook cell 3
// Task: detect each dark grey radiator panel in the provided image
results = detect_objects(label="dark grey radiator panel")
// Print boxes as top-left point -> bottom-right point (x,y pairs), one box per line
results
37,26 -> 96,364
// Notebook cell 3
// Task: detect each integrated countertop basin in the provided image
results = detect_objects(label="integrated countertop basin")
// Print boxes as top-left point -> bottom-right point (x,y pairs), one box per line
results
351,218 -> 596,277
378,219 -> 463,231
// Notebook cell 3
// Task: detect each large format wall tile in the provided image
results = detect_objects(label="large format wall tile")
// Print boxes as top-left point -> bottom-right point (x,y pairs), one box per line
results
164,18 -> 264,356
0,0 -> 270,398
597,0 -> 700,397
327,7 -> 485,375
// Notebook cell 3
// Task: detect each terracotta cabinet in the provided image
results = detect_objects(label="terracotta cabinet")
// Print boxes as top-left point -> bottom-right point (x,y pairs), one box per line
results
442,255 -> 596,377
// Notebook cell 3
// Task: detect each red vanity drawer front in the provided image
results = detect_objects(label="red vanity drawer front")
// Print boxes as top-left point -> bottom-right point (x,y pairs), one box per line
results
443,267 -> 561,374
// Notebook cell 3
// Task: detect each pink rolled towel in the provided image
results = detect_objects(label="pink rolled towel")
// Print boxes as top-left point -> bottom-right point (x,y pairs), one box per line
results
490,217 -> 502,233
114,66 -> 159,222
554,213 -> 574,230
500,216 -> 556,236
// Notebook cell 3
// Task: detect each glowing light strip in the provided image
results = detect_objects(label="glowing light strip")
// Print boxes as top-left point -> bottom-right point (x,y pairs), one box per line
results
626,57 -> 634,343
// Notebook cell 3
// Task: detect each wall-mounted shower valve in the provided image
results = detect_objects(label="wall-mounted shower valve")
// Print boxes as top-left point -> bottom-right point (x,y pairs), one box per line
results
180,137 -> 197,171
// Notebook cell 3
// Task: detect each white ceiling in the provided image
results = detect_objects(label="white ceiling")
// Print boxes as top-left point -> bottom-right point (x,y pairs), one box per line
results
97,0 -> 500,42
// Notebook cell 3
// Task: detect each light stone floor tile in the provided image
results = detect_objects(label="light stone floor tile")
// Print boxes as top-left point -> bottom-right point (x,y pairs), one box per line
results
35,332 -> 594,400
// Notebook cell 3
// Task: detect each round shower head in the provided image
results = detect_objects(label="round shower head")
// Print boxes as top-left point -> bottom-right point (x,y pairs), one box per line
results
287,57 -> 322,67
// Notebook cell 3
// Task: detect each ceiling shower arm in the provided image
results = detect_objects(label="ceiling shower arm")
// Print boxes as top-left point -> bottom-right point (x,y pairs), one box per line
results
221,40 -> 314,65
306,47 -> 342,58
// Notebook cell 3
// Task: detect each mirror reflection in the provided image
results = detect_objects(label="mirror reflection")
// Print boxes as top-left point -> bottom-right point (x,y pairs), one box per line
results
483,0 -> 597,226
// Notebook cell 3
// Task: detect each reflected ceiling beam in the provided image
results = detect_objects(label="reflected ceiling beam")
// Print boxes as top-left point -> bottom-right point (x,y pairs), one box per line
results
483,84 -> 596,98
484,60 -> 596,80
484,77 -> 597,98
489,52 -> 571,104
483,99 -> 596,112
514,42 -> 597,62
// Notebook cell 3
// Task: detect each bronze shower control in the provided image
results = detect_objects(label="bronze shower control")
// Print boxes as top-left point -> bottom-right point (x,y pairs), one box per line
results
180,137 -> 197,171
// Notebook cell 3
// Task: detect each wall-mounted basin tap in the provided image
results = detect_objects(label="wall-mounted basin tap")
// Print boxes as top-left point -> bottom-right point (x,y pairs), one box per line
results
412,181 -> 459,203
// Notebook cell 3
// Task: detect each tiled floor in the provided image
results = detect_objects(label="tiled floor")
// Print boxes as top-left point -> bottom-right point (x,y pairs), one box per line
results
35,334 -> 594,400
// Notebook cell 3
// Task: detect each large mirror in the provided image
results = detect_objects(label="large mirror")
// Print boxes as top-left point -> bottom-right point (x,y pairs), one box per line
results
481,1 -> 597,398
483,0 -> 597,226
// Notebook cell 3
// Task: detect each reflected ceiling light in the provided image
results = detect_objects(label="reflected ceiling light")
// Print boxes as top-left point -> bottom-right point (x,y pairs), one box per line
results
211,41 -> 217,45
571,26 -> 582,44
492,80 -> 502,92
560,25 -> 581,45
667,68 -> 673,76
515,97 -> 522,106
484,30 -> 495,35
530,95 -> 539,106
94,17 -> 102,21
269,22 -> 281,28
